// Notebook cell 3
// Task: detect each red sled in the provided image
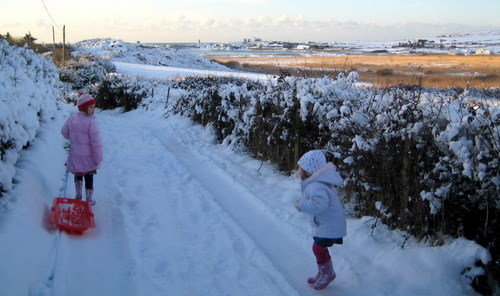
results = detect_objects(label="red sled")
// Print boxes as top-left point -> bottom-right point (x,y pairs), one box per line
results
49,197 -> 96,235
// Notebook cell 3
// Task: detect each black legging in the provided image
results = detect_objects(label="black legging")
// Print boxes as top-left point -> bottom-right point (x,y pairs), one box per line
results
75,174 -> 94,189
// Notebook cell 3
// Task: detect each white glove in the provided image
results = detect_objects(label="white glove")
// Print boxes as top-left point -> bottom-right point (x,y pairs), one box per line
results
294,200 -> 301,211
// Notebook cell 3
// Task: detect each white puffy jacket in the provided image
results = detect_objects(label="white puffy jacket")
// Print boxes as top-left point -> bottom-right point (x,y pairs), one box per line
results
297,163 -> 346,239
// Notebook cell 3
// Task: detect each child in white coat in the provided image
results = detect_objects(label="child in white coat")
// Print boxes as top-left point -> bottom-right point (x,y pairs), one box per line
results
294,150 -> 346,290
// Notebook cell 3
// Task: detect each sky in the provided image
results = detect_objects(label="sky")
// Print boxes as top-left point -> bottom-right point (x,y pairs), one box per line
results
2,0 -> 500,44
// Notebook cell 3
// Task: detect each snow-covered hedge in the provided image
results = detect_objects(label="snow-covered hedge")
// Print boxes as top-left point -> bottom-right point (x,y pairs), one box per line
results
92,73 -> 150,112
0,40 -> 61,196
59,54 -> 116,91
167,77 -> 499,222
164,74 -> 499,288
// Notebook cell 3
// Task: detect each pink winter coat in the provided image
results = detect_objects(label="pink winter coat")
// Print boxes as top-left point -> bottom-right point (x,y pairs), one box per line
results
61,112 -> 103,174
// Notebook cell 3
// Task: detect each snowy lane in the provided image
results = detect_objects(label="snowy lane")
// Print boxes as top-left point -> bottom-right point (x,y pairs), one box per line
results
94,110 -> 302,295
48,117 -> 137,295
50,209 -> 136,296
113,62 -> 271,81
159,127 -> 315,294
156,114 -> 389,296
0,106 -> 484,296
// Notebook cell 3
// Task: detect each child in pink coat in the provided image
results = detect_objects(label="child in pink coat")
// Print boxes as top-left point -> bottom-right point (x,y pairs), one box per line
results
295,150 -> 346,290
61,93 -> 103,205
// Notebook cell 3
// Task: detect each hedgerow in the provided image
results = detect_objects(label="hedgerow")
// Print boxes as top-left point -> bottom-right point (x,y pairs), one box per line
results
165,74 -> 499,294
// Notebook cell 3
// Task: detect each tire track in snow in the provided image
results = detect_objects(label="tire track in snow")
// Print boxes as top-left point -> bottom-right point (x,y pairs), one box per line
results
163,117 -> 388,296
153,125 -> 321,296
96,110 -> 301,295
45,113 -> 138,296
26,111 -> 137,296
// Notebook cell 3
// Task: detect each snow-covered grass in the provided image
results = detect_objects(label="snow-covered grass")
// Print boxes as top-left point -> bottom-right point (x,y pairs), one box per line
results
72,39 -> 232,71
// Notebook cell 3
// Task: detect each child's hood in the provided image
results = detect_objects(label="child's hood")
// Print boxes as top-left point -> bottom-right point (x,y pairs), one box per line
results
302,163 -> 343,188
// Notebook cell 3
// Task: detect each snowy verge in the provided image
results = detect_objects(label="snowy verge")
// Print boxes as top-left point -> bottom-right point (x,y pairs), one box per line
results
0,40 -> 61,196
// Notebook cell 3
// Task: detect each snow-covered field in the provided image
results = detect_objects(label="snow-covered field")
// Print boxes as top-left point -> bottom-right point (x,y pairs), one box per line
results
325,30 -> 500,55
0,36 -> 495,295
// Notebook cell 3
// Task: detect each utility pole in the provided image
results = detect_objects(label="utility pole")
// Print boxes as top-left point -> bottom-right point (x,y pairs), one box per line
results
62,25 -> 66,67
52,26 -> 55,52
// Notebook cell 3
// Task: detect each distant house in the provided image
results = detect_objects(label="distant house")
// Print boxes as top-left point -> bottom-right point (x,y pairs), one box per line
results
397,39 -> 429,48
475,49 -> 491,55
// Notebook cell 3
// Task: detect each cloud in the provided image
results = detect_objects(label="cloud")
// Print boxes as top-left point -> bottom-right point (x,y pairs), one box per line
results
186,0 -> 271,3
10,11 -> 497,44
112,14 -> 495,43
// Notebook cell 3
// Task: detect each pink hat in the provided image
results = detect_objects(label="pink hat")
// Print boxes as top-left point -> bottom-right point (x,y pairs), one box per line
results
298,150 -> 326,175
77,93 -> 96,111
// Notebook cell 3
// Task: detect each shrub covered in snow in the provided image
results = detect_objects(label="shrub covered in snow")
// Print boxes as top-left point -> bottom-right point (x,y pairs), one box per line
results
59,54 -> 116,91
94,73 -> 149,112
0,40 -> 61,196
166,77 -> 499,236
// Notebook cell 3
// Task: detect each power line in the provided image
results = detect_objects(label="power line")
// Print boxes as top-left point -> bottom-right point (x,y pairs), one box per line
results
40,0 -> 60,28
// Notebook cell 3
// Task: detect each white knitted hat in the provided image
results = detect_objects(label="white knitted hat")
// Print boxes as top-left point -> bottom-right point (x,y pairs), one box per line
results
297,150 -> 326,175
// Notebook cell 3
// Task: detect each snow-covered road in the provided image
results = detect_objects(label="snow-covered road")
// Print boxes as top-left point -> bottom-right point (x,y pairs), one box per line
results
113,61 -> 271,81
41,109 -> 304,295
92,110 -> 306,295
0,77 -> 485,296
6,107 -> 319,296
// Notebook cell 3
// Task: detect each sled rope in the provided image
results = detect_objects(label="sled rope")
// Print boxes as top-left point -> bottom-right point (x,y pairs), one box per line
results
63,171 -> 68,197
45,172 -> 68,295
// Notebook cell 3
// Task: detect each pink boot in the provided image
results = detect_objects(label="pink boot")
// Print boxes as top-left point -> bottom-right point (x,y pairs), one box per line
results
307,265 -> 320,284
86,188 -> 96,206
75,180 -> 83,200
313,259 -> 336,290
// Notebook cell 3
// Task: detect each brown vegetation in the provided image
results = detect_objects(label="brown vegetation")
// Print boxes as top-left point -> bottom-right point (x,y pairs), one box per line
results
0,32 -> 49,53
208,54 -> 500,89
1,32 -> 71,67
